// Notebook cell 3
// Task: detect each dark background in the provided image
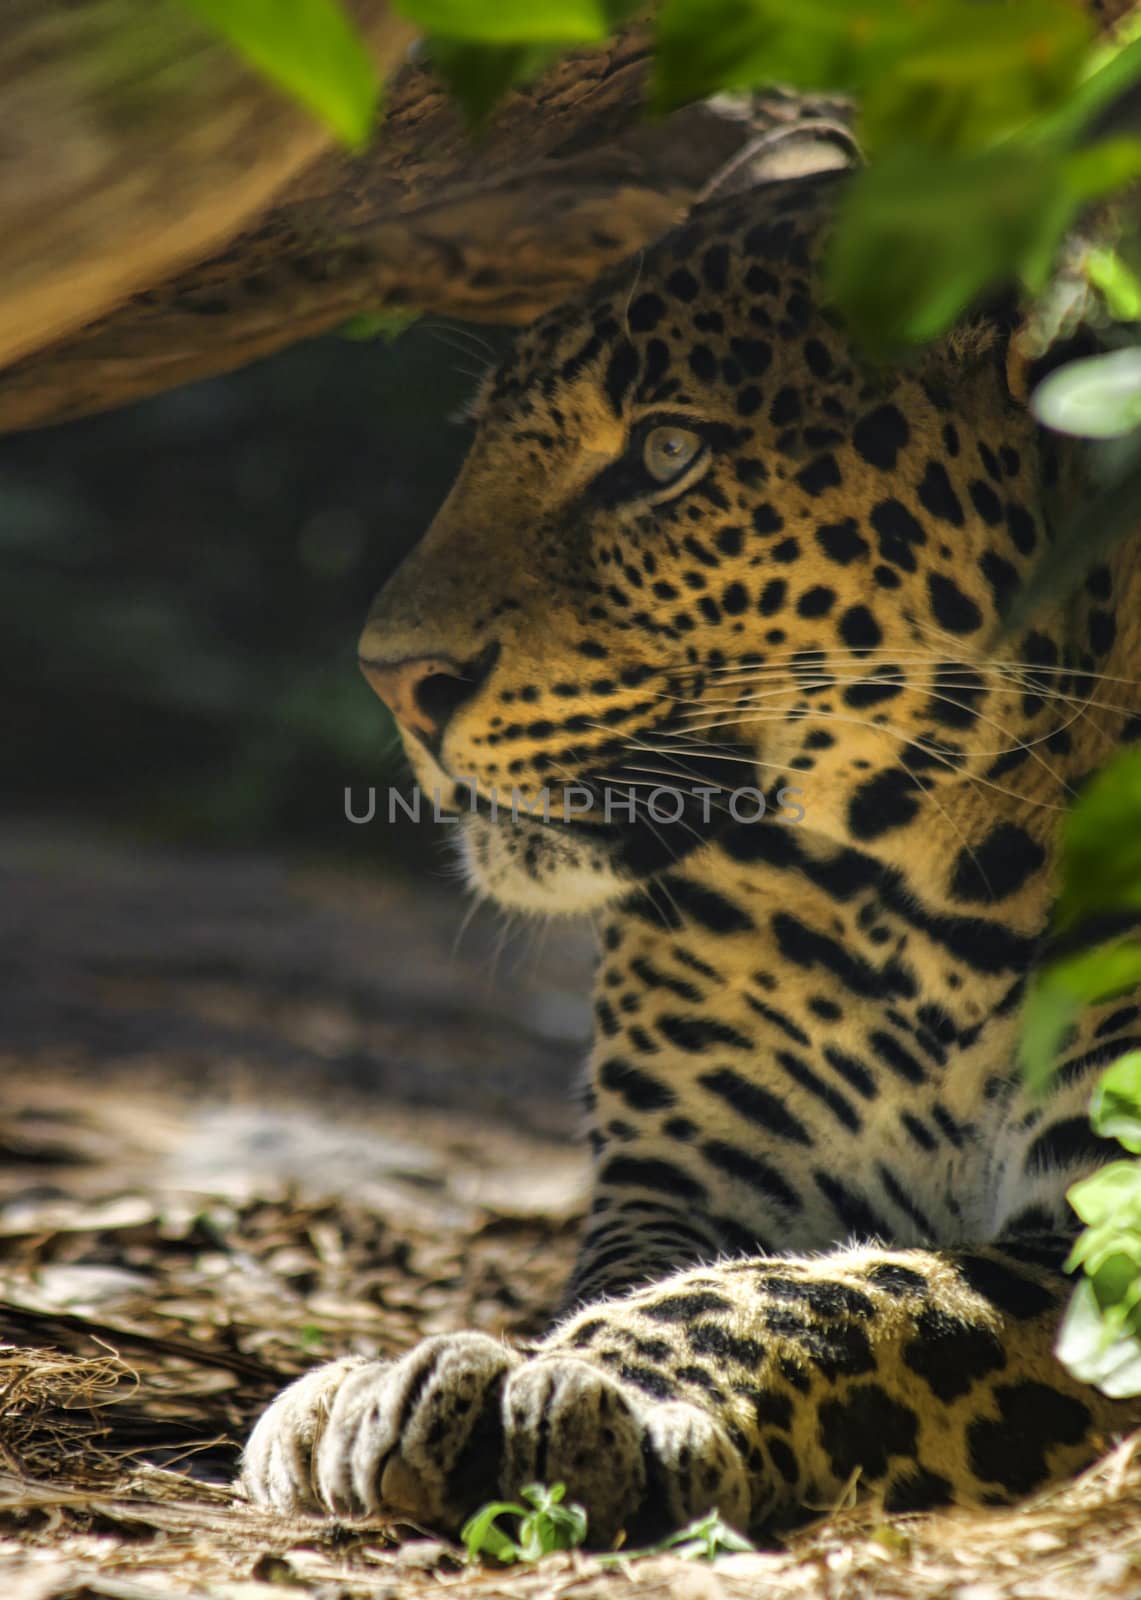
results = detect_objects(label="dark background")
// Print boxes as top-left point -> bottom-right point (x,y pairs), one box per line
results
1,321 -> 512,870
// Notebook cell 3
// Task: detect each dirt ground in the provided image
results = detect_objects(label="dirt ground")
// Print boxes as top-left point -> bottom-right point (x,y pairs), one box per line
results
3,828 -> 1141,1600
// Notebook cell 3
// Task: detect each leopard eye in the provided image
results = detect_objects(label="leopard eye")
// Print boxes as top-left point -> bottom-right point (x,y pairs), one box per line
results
643,424 -> 703,484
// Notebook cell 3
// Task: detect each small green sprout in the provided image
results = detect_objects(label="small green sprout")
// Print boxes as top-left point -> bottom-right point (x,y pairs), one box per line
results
602,1510 -> 756,1564
460,1482 -> 587,1563
461,1483 -> 756,1567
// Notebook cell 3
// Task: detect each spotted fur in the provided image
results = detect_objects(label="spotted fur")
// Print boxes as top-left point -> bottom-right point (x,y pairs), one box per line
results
244,172 -> 1141,1540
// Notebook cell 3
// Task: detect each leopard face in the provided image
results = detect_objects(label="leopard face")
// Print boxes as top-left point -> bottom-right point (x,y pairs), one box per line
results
358,172 -> 1119,917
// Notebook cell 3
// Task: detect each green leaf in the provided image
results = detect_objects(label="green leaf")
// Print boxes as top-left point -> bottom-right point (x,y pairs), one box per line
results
460,1500 -> 529,1563
824,143 -> 1066,348
460,1484 -> 589,1565
180,0 -> 380,148
1068,1160 -> 1141,1231
1019,942 -> 1141,1092
426,38 -> 556,124
651,0 -> 1091,144
1027,30 -> 1141,151
860,0 -> 1091,154
394,0 -> 610,44
1057,1274 -> 1141,1397
1085,248 -> 1141,323
1031,348 -> 1141,440
1056,751 -> 1141,934
599,1510 -> 755,1565
1092,1054 -> 1141,1154
337,309 -> 419,342
1062,138 -> 1141,205
652,0 -> 912,116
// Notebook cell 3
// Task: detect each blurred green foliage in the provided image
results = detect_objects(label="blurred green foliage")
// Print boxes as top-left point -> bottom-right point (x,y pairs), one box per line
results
1020,751 -> 1141,1396
180,0 -> 380,146
183,0 -> 1141,352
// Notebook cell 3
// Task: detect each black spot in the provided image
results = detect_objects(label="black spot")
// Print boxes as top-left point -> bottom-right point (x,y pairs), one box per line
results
844,673 -> 903,708
688,1322 -> 765,1366
917,461 -> 964,525
803,337 -> 833,376
772,912 -> 902,1006
838,604 -> 882,653
767,1435 -> 800,1483
795,454 -> 842,497
868,1030 -> 926,1085
702,243 -> 730,292
666,267 -> 699,302
736,385 -> 763,417
699,1067 -> 812,1145
729,336 -> 772,376
722,581 -> 748,615
1089,608 -> 1116,656
956,1254 -> 1058,1319
776,1049 -> 860,1132
599,1057 -> 677,1112
1025,1118 -> 1116,1178
702,1140 -> 801,1211
738,1386 -> 793,1430
643,1291 -> 731,1323
619,1364 -> 675,1400
628,292 -> 666,332
848,768 -> 920,838
967,1382 -> 1090,1495
688,345 -> 717,383
716,526 -> 743,557
853,404 -> 910,470
824,1047 -> 878,1099
641,337 -> 670,392
770,386 -> 801,425
745,263 -> 780,296
870,498 -> 926,571
599,1155 -> 707,1205
865,1262 -> 927,1298
819,1384 -> 918,1480
658,1014 -> 753,1053
798,585 -> 835,618
884,1466 -> 953,1512
949,823 -> 1045,902
604,340 -> 639,415
928,572 -> 982,634
1086,564 -> 1112,600
762,1278 -> 875,1319
816,517 -> 869,565
660,875 -> 755,934
771,537 -> 800,562
901,1306 -> 1006,1401
752,503 -> 785,535
758,579 -> 786,615
1006,502 -> 1037,554
969,478 -> 1003,525
980,550 -> 1019,614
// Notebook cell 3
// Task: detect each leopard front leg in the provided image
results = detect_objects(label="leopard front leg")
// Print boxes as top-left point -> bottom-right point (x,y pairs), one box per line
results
243,1240 -> 1139,1540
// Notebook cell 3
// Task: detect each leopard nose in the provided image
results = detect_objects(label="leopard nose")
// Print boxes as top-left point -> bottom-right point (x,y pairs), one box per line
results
358,644 -> 499,750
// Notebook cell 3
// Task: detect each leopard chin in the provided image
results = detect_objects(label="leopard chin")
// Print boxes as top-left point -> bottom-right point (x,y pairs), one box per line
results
456,811 -> 632,916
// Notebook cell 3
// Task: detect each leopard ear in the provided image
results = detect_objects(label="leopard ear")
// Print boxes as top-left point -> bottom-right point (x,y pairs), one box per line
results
695,108 -> 860,208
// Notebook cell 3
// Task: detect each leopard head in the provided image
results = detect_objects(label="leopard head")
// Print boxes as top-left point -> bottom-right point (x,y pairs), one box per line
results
358,173 -> 1118,917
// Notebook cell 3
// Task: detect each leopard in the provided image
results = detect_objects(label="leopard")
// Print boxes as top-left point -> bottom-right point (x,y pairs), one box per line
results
242,170 -> 1141,1545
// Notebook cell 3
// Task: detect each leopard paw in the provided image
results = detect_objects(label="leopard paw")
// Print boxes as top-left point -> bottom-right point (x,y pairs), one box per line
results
242,1334 -> 518,1525
241,1336 -> 749,1544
